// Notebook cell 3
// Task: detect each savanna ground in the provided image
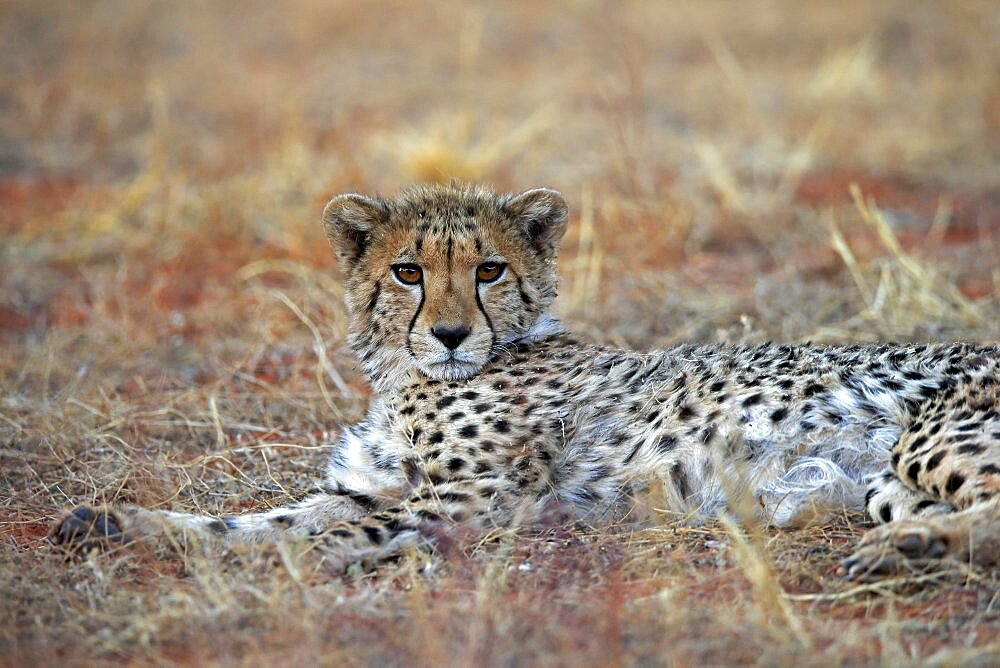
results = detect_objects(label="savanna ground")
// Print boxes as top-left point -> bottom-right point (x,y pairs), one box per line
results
2,1 -> 1000,665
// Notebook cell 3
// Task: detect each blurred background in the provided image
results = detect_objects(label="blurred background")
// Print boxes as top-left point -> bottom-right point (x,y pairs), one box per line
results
2,0 -> 999,352
3,2 -> 1000,663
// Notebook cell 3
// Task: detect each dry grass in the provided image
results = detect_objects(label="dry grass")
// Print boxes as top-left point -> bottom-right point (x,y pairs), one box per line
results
2,0 -> 1000,665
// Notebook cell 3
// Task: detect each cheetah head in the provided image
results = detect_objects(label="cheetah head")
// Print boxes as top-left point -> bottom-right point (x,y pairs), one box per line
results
323,183 -> 568,391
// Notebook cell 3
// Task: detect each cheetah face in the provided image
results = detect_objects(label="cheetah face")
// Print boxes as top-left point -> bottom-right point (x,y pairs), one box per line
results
323,184 -> 568,391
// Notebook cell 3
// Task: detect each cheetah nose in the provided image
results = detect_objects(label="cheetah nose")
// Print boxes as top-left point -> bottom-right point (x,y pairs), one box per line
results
431,324 -> 471,350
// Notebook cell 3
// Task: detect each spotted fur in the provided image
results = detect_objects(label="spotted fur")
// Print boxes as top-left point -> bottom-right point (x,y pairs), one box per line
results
52,183 -> 1000,579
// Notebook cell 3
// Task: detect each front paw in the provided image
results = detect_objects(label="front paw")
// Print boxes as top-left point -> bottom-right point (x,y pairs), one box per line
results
50,506 -> 126,552
839,522 -> 949,581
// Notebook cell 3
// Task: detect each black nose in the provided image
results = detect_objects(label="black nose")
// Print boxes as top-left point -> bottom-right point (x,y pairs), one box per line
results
431,324 -> 471,350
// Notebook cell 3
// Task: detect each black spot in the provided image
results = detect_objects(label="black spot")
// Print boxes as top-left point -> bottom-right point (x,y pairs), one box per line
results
346,491 -> 377,510
656,435 -> 678,453
980,464 -> 1000,475
400,405 -> 416,416
879,503 -> 893,523
461,390 -> 479,400
742,393 -> 763,408
913,499 -> 937,512
671,463 -> 691,500
925,451 -> 945,471
448,411 -> 467,421
945,472 -> 965,494
803,382 -> 823,397
906,461 -> 921,482
271,515 -> 294,527
428,431 -> 445,445
908,434 -> 928,451
883,378 -> 904,392
439,491 -> 470,503
494,418 -> 511,434
473,402 -> 492,414
864,487 -> 877,505
436,396 -> 457,409
362,526 -> 384,544
459,424 -> 479,438
208,519 -> 229,534
770,407 -> 788,422
447,457 -> 465,471
383,517 -> 413,534
956,443 -> 985,456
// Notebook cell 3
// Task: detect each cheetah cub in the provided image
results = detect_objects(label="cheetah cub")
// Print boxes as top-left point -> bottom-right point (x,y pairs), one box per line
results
53,183 -> 1000,580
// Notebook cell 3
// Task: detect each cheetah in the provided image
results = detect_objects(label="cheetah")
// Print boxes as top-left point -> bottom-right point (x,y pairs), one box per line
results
52,183 -> 1000,581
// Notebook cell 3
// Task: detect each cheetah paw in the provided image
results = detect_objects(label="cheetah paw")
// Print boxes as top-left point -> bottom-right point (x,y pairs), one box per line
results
839,521 -> 949,581
50,506 -> 126,552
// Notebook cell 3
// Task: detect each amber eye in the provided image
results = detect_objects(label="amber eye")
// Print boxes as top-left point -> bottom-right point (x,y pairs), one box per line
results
476,262 -> 506,283
392,264 -> 423,285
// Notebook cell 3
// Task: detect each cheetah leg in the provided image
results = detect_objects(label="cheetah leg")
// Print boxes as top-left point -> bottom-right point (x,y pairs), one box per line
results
50,487 -> 392,552
842,374 -> 1000,580
862,472 -> 953,525
52,477 -> 525,572
232,476 -> 526,573
840,499 -> 1000,580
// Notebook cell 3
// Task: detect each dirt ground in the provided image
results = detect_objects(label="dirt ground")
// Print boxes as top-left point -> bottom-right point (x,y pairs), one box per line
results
2,1 -> 1000,665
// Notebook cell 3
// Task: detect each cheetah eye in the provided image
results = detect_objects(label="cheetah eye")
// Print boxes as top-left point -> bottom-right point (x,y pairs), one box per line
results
476,262 -> 506,283
392,264 -> 423,285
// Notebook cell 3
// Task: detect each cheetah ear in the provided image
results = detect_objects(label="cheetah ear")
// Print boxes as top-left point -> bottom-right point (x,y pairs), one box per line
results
504,188 -> 569,257
322,193 -> 388,269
